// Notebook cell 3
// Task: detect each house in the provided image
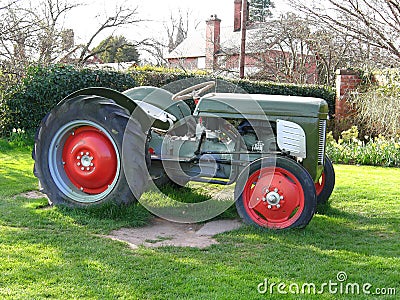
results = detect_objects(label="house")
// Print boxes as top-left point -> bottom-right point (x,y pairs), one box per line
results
165,0 -> 318,83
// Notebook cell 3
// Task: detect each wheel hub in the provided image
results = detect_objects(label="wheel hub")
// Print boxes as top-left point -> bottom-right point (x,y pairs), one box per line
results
62,126 -> 117,194
263,188 -> 284,209
77,153 -> 94,170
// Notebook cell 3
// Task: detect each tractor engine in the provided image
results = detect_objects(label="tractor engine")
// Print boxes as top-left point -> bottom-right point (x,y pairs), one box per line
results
237,120 -> 278,153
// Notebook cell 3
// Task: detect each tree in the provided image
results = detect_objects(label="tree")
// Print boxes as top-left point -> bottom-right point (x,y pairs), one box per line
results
165,10 -> 195,52
92,35 -> 139,63
308,29 -> 351,86
0,0 -> 80,74
143,9 -> 200,66
243,13 -> 317,83
0,0 -> 144,72
308,26 -> 376,85
349,73 -> 400,137
287,0 -> 400,66
77,3 -> 144,64
249,0 -> 274,23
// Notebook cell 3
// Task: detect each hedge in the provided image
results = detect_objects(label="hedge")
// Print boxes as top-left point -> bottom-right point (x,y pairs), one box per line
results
129,67 -> 335,115
0,65 -> 136,136
0,65 -> 335,137
232,79 -> 335,116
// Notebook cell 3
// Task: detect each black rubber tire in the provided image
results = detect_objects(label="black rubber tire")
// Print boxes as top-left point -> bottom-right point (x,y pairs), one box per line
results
33,96 -> 147,207
235,156 -> 317,230
316,156 -> 335,205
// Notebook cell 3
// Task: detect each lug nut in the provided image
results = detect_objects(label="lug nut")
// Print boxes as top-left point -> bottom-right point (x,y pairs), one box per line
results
77,162 -> 80,166
81,167 -> 84,171
276,204 -> 281,208
274,188 -> 278,193
267,205 -> 272,209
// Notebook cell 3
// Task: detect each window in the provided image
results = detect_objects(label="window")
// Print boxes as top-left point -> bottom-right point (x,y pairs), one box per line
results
197,57 -> 206,69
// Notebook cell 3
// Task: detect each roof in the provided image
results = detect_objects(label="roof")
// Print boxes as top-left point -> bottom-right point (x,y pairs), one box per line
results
165,32 -> 206,59
165,26 -> 265,59
165,22 -> 312,60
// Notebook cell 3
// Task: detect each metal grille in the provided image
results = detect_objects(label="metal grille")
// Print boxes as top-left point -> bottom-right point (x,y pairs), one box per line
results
318,119 -> 327,165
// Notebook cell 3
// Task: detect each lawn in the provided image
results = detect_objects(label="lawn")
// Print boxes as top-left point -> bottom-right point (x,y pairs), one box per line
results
0,147 -> 399,299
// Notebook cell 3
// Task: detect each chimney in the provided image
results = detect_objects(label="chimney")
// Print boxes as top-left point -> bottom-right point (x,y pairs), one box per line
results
234,0 -> 242,32
205,14 -> 221,70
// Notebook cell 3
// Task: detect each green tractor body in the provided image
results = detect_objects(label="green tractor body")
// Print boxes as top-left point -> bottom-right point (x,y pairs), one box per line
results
33,81 -> 335,230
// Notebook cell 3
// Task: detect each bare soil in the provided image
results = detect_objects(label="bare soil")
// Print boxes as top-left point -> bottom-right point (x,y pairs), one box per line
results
17,190 -> 243,249
16,190 -> 47,199
106,218 -> 242,249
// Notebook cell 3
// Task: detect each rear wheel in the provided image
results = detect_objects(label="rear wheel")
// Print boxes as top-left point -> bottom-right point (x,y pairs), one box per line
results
34,96 -> 147,206
315,156 -> 335,205
235,156 -> 317,229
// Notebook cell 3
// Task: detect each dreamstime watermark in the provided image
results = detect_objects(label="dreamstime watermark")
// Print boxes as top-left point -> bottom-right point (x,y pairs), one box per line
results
257,272 -> 397,296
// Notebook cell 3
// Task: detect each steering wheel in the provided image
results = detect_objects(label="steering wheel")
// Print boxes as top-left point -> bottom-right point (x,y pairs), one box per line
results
171,81 -> 216,101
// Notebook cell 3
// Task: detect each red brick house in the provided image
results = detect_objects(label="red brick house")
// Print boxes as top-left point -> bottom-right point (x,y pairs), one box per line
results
166,0 -> 318,83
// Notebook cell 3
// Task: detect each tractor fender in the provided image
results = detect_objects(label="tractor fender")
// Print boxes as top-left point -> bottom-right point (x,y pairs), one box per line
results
61,87 -> 172,130
64,87 -> 139,113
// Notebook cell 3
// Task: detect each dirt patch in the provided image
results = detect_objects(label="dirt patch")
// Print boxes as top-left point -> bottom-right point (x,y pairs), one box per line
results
106,218 -> 242,249
16,190 -> 47,200
16,191 -> 243,249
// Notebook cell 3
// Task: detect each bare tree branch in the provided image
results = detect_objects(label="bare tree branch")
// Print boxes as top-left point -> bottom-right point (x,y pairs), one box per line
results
145,9 -> 200,66
78,4 -> 143,64
287,0 -> 400,62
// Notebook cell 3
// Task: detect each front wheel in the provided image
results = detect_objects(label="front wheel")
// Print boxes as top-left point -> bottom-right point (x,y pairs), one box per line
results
235,156 -> 317,229
315,156 -> 335,205
33,96 -> 147,206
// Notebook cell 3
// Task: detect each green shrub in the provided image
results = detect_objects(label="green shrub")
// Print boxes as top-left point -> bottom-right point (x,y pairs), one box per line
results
0,65 -> 136,137
231,79 -> 336,117
130,67 -> 336,111
129,68 -> 336,116
327,126 -> 400,167
1,64 -> 335,137
349,69 -> 400,137
129,66 -> 199,87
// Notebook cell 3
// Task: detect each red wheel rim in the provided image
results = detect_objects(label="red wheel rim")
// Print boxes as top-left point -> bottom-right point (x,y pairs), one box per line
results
62,126 -> 118,194
242,167 -> 305,229
315,172 -> 325,196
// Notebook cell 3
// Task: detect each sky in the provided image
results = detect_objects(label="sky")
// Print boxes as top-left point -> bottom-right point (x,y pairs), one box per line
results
62,0 -> 292,45
23,0 -> 291,62
63,0 -> 233,44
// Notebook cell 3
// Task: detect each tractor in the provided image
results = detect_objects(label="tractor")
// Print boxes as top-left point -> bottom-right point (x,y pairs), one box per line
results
33,79 -> 335,230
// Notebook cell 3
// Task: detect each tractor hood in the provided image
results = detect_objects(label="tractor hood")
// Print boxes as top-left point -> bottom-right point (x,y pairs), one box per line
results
194,93 -> 329,119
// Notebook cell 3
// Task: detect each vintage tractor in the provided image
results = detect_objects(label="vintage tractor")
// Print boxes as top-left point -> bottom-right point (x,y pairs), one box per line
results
33,79 -> 335,230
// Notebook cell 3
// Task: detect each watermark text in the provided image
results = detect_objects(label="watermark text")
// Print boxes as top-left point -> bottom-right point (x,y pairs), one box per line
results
257,272 -> 397,296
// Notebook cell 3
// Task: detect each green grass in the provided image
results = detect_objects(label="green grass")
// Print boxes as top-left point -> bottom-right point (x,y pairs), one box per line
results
0,147 -> 399,299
